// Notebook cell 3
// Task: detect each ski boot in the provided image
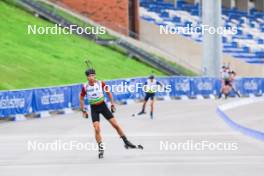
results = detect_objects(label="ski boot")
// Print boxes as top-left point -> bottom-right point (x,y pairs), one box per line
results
121,136 -> 143,150
150,112 -> 153,119
137,110 -> 146,116
132,110 -> 146,117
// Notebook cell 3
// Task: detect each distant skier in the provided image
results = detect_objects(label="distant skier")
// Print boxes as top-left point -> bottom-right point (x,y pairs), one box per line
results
228,70 -> 240,97
218,65 -> 230,99
135,75 -> 163,119
80,66 -> 143,159
218,66 -> 240,99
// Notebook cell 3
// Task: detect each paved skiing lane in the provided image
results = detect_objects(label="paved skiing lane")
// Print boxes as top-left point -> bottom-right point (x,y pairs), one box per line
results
0,99 -> 263,176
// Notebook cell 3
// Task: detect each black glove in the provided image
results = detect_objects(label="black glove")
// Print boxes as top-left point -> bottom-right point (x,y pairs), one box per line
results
111,105 -> 116,113
81,109 -> 88,118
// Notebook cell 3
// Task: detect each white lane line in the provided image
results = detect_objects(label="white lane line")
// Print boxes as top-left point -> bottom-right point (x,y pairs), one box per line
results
0,132 -> 242,139
218,97 -> 264,111
0,161 -> 264,167
217,97 -> 264,142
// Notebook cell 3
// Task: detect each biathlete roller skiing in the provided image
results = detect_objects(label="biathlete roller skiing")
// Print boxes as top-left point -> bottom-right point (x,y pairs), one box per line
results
79,61 -> 143,159
218,65 -> 240,99
132,75 -> 164,119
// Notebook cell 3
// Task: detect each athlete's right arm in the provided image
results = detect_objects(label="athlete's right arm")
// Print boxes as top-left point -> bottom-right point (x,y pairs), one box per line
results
102,81 -> 116,113
80,85 -> 88,118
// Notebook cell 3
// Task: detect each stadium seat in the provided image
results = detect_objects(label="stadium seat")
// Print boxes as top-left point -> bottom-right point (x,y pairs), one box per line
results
139,0 -> 264,64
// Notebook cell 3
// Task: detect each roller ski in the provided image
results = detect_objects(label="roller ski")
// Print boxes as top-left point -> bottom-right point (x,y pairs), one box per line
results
121,136 -> 143,150
125,143 -> 144,150
132,111 -> 146,117
98,142 -> 104,159
98,150 -> 104,159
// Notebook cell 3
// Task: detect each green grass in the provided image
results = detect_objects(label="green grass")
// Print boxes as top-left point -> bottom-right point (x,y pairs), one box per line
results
0,1 -> 165,90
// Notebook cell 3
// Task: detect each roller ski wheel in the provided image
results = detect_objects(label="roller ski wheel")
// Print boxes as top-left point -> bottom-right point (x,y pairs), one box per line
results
98,150 -> 104,159
124,144 -> 144,150
137,144 -> 144,150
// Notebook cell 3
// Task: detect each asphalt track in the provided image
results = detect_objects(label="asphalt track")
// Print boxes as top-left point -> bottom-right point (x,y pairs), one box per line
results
0,99 -> 263,176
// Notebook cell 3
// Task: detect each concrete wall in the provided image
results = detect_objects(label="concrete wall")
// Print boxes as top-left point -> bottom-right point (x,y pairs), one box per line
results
163,0 -> 175,3
235,0 -> 249,12
139,19 -> 264,76
255,0 -> 264,11
222,0 -> 233,8
222,0 -> 263,12
185,0 -> 195,4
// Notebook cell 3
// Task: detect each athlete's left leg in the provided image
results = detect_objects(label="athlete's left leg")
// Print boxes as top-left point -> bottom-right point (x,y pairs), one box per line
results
140,100 -> 147,114
138,93 -> 150,115
230,84 -> 240,97
108,117 -> 125,137
218,80 -> 226,99
223,85 -> 231,99
108,117 -> 137,148
102,103 -> 142,149
150,99 -> 154,119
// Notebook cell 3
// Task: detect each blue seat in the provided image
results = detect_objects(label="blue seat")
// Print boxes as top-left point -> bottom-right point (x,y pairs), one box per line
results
257,39 -> 263,44
140,0 -> 263,64
184,21 -> 192,27
172,16 -> 181,23
160,11 -> 169,18
255,52 -> 264,58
